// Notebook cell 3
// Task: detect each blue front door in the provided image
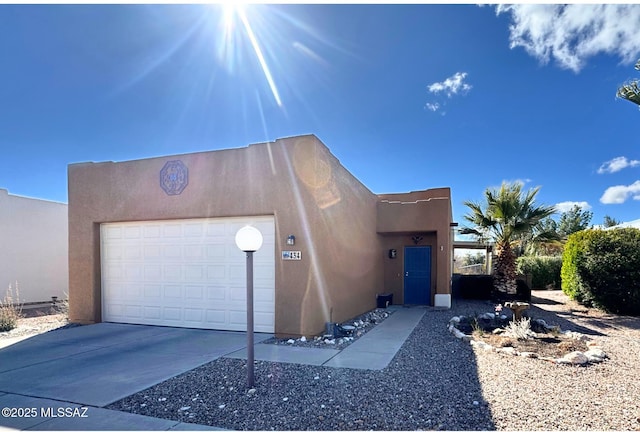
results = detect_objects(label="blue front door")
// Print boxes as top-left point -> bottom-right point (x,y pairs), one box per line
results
404,246 -> 432,305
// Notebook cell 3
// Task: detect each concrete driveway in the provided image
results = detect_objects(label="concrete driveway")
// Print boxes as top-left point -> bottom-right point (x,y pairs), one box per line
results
0,323 -> 270,430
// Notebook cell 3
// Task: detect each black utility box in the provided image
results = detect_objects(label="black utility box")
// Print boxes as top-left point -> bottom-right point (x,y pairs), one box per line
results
376,293 -> 393,308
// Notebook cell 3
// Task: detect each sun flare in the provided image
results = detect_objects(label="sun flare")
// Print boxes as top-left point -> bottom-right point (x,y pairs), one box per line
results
214,2 -> 282,107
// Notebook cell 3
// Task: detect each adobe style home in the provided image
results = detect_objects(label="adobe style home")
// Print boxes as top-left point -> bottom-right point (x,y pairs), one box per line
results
68,134 -> 453,337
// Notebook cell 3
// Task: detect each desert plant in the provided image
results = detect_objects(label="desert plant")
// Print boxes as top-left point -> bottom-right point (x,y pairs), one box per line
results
460,182 -> 556,297
0,283 -> 23,332
471,317 -> 485,336
517,255 -> 563,289
504,317 -> 535,340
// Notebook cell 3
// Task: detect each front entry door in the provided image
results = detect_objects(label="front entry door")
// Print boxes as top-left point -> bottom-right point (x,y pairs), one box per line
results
404,246 -> 432,305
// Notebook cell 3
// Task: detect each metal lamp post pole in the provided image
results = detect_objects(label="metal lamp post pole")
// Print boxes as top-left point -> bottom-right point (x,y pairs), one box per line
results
246,250 -> 255,388
235,225 -> 262,390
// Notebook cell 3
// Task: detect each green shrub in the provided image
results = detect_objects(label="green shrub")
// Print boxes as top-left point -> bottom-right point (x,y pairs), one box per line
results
561,228 -> 640,316
516,256 -> 563,289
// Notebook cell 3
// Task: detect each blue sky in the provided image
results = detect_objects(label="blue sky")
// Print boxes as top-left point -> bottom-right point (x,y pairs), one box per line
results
1,3 -> 640,230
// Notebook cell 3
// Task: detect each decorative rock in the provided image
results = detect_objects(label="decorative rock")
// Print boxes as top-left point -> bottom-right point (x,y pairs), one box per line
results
562,331 -> 590,341
299,336 -> 307,342
287,339 -> 295,344
449,314 -> 607,365
584,348 -> 607,362
497,347 -> 517,356
470,340 -> 494,351
451,328 -> 466,339
557,351 -> 589,365
179,406 -> 190,411
534,319 -> 548,327
449,316 -> 461,324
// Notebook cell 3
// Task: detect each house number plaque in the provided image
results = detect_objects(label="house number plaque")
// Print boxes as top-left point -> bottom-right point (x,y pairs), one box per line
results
282,251 -> 301,260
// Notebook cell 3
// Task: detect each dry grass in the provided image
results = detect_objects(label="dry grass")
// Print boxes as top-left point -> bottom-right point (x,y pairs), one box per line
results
0,283 -> 23,332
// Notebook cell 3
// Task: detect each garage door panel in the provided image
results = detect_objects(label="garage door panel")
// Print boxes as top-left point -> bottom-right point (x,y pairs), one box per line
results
143,306 -> 162,320
254,288 -> 274,303
163,308 -> 182,321
144,284 -> 161,298
185,265 -> 205,280
184,285 -> 204,300
102,216 -> 275,332
163,265 -> 182,280
124,226 -> 142,239
207,286 -> 226,300
163,224 -> 182,237
184,223 -> 204,237
144,245 -> 162,260
206,265 -> 226,281
162,245 -> 182,258
104,226 -> 123,240
163,285 -> 182,299
144,265 -> 162,280
184,245 -> 205,259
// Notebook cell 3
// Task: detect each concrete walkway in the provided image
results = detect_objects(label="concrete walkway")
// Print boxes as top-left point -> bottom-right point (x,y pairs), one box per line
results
226,305 -> 426,370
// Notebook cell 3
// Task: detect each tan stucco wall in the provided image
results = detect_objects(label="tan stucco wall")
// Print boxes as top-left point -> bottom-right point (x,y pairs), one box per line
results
68,135 -> 384,337
377,188 -> 453,304
0,189 -> 68,303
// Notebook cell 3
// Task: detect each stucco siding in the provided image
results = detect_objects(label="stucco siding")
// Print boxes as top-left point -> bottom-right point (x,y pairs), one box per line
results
68,135 -> 384,337
377,188 -> 453,304
0,189 -> 68,304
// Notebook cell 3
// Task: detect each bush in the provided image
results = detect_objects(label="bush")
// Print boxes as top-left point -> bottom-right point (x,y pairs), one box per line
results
0,284 -> 22,332
517,256 -> 563,290
561,228 -> 640,316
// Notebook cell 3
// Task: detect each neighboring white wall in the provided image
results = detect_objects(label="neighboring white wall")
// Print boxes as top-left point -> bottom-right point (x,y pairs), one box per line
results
0,189 -> 68,304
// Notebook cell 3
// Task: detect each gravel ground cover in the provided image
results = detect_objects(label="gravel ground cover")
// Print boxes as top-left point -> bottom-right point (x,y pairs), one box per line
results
107,291 -> 640,431
0,311 -> 69,341
262,308 -> 394,350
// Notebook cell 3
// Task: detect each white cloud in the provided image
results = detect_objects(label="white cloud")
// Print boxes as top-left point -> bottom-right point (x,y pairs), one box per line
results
597,156 -> 640,174
555,201 -> 592,213
501,178 -> 531,187
496,4 -> 640,73
427,72 -> 472,97
600,180 -> 640,204
425,102 -> 440,112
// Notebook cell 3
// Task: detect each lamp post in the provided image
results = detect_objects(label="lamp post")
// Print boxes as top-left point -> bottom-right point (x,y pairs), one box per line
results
234,225 -> 263,388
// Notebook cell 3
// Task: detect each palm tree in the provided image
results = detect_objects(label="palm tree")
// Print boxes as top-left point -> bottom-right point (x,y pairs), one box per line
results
460,182 -> 556,297
617,59 -> 640,107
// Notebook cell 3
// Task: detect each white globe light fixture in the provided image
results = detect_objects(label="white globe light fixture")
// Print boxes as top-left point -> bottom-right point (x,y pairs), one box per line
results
235,226 -> 263,252
235,225 -> 263,389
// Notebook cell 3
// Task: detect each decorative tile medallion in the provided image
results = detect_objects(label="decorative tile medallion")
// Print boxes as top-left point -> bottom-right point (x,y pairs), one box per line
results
160,160 -> 189,195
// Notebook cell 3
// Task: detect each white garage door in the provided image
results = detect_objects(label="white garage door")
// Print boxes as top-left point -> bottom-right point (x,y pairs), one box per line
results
100,216 -> 275,333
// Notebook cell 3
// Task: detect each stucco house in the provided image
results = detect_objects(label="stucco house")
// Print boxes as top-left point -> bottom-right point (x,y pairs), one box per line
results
68,135 -> 453,337
0,189 -> 68,304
